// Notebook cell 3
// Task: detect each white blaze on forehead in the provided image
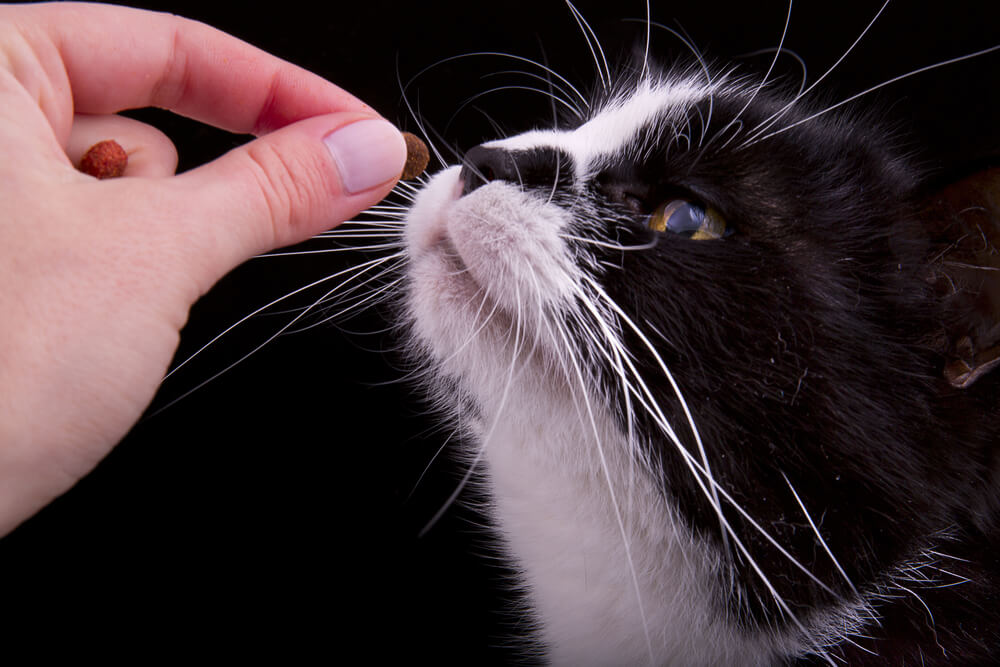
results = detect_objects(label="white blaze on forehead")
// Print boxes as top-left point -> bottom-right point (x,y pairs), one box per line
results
483,79 -> 711,177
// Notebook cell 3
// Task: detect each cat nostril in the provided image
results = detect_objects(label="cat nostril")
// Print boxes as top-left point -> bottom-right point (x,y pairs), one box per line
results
460,145 -> 517,196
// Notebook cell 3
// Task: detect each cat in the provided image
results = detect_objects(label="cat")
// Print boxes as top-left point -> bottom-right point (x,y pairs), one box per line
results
389,4 -> 1000,666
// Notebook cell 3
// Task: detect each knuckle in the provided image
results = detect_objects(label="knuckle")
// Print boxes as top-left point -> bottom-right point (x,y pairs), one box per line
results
243,140 -> 325,246
150,21 -> 189,110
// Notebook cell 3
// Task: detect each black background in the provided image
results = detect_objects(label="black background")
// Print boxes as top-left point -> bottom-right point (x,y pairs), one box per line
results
2,1 -> 997,662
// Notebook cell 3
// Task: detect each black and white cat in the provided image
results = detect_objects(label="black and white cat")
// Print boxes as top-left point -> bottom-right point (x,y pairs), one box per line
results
394,5 -> 1000,665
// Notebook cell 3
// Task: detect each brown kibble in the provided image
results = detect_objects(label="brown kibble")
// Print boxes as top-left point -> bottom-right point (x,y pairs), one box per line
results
401,131 -> 429,180
79,139 -> 128,179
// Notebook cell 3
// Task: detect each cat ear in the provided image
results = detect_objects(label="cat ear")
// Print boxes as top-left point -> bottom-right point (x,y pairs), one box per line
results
922,166 -> 1000,389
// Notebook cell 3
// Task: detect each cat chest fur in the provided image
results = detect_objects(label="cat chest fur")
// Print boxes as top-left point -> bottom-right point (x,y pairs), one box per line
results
475,377 -> 788,666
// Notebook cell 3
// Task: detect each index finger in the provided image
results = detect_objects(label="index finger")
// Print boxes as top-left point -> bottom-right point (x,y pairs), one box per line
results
28,2 -> 373,136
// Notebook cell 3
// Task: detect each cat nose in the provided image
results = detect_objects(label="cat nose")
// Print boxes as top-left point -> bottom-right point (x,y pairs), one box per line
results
460,146 -> 519,196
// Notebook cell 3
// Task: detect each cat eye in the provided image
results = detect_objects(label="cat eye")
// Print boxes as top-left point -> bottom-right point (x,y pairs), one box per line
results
646,200 -> 730,240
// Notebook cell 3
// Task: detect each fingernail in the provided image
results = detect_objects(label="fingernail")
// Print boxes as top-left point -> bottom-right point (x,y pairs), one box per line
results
323,119 -> 406,195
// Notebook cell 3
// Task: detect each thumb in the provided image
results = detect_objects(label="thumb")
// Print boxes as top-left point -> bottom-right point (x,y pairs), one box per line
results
175,112 -> 406,280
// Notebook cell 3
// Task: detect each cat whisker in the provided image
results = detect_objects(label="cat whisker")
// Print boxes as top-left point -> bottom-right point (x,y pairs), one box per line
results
316,225 -> 406,236
703,0 -> 793,152
638,0 -> 652,80
924,549 -> 971,563
541,285 -> 656,665
782,472 -> 860,597
450,85 -> 586,130
685,103 -> 704,149
740,0 -> 893,146
355,206 -> 409,219
712,118 -> 744,151
315,220 -> 406,236
922,568 -> 972,589
581,277 -> 725,545
641,20 -> 713,90
647,22 -> 716,154
283,274 -> 406,336
895,584 -> 938,635
564,0 -> 611,91
263,254 -> 405,321
745,42 -> 1000,148
509,154 -> 526,192
419,276 -> 531,538
391,178 -> 427,199
474,107 -> 512,147
402,50 -> 590,113
575,278 -> 849,657
397,63 -> 455,173
560,234 -> 658,252
670,126 -> 692,154
564,286 -> 842,662
154,250 -> 406,416
479,69 -> 586,120
737,47 -> 808,98
321,216 -> 408,227
259,242 -> 403,257
408,426 -> 460,503
546,153 -> 562,206
164,250 -> 405,382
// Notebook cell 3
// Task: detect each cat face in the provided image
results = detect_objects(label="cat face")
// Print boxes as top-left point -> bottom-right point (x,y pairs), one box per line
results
402,45 -> 1000,665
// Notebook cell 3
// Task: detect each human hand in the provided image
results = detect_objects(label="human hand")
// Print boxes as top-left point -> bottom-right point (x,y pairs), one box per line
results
0,2 -> 407,536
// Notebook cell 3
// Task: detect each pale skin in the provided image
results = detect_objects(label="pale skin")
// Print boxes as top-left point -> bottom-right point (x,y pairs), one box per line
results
0,3 -> 408,536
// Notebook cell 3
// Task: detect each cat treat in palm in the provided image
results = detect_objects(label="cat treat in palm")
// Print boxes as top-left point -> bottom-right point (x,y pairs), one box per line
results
78,139 -> 128,179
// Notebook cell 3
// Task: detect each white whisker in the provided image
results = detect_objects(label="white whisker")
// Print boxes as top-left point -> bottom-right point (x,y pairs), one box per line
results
449,84 -> 586,127
782,472 -> 859,597
419,275 -> 529,538
541,281 -> 656,665
564,0 -> 611,90
743,42 -> 1000,147
704,0 -> 793,152
163,251 -> 405,384
259,242 -> 403,257
560,233 -> 658,251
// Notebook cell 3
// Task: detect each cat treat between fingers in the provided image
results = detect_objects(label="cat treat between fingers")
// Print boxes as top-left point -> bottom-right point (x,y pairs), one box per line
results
401,131 -> 429,180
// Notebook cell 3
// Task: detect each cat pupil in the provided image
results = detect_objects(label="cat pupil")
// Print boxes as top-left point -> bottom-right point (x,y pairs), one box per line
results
664,201 -> 705,237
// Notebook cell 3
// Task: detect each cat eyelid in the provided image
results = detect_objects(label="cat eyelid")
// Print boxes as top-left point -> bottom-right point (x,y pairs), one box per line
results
593,181 -> 650,212
592,173 -> 729,228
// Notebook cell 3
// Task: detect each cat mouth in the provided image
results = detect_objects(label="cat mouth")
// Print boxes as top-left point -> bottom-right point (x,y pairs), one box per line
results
437,234 -> 470,275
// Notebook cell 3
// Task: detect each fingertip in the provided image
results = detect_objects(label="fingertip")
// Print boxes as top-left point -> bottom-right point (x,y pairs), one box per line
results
175,113 -> 407,277
322,118 -> 407,195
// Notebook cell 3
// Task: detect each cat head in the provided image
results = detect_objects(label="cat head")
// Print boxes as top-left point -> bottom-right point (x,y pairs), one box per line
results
402,49 -> 1000,657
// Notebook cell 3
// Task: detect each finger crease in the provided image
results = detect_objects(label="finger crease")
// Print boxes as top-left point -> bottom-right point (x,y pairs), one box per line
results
150,22 -> 189,111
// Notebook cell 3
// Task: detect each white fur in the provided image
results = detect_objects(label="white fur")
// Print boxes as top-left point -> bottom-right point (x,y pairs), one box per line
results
484,78 -> 711,180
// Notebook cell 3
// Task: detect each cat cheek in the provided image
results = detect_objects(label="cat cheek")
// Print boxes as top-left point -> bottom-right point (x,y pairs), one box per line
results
404,166 -> 463,257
